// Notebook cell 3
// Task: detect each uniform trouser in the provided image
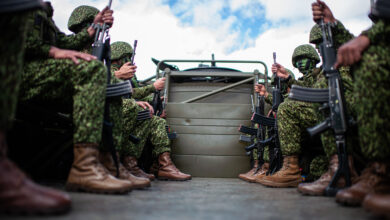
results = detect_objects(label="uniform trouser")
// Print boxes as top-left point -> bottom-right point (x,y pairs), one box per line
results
20,59 -> 107,144
121,99 -> 170,159
0,13 -> 29,130
353,44 -> 390,161
100,98 -> 123,151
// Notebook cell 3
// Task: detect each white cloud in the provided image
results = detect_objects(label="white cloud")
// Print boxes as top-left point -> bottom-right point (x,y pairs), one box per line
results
50,0 -> 372,80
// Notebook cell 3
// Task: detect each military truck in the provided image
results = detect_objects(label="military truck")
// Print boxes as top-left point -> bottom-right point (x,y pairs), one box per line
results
152,56 -> 270,178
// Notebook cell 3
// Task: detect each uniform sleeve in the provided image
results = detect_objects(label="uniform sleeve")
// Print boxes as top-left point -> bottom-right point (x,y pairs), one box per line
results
24,11 -> 51,60
56,27 -> 94,51
265,93 -> 273,105
332,20 -> 355,48
132,84 -> 156,100
361,20 -> 390,44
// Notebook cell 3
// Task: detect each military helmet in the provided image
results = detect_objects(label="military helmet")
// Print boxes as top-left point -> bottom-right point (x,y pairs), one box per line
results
111,41 -> 133,60
369,0 -> 390,21
68,5 -> 99,33
292,44 -> 320,68
309,24 -> 322,45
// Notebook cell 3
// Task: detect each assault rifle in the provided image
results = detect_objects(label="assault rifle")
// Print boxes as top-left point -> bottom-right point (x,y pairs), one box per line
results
288,19 -> 351,196
249,52 -> 283,175
91,0 -> 132,177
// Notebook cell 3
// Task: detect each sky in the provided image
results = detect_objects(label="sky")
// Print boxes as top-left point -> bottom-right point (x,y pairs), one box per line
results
51,0 -> 372,80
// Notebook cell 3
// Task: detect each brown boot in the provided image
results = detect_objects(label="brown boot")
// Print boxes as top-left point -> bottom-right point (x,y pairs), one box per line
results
298,155 -> 358,196
363,193 -> 390,218
254,162 -> 270,183
158,152 -> 191,181
257,155 -> 301,187
100,152 -> 151,189
336,162 -> 388,206
238,160 -> 259,182
122,156 -> 155,181
0,132 -> 71,214
66,143 -> 132,194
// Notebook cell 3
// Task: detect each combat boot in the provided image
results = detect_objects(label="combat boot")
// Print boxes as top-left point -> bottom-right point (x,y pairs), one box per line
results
257,155 -> 301,187
298,155 -> 358,196
122,156 -> 155,181
0,132 -> 71,214
100,152 -> 151,189
363,193 -> 390,218
336,162 -> 389,206
158,152 -> 191,181
254,162 -> 270,183
66,143 -> 132,194
238,160 -> 259,182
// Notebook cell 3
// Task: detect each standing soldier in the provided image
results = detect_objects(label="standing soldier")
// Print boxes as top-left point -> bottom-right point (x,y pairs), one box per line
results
0,0 -> 71,214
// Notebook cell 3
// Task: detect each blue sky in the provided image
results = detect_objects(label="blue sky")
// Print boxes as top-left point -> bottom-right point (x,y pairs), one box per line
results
52,0 -> 372,79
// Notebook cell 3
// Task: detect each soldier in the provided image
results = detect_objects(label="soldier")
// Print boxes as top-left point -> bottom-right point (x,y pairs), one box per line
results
110,41 -> 191,181
67,5 -> 151,190
19,1 -> 134,194
0,0 -> 72,214
297,0 -> 359,196
255,44 -> 326,187
330,0 -> 390,212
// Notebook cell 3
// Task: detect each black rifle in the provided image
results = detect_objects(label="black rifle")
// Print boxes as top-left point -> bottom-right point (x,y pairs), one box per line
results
248,52 -> 283,175
91,0 -> 132,177
288,19 -> 350,196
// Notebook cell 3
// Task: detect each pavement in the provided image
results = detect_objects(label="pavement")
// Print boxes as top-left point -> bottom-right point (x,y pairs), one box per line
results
1,178 -> 374,220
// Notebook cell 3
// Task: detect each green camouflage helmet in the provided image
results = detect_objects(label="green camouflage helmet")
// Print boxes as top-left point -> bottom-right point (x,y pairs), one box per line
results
68,5 -> 99,33
309,24 -> 322,45
292,44 -> 320,68
111,41 -> 133,61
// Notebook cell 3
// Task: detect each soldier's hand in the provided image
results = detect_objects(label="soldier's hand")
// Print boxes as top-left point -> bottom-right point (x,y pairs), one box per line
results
160,110 -> 167,118
153,77 -> 166,91
88,7 -> 114,37
48,47 -> 97,65
136,101 -> 155,116
255,84 -> 268,97
114,62 -> 137,80
334,35 -> 370,68
272,63 -> 289,79
312,0 -> 336,23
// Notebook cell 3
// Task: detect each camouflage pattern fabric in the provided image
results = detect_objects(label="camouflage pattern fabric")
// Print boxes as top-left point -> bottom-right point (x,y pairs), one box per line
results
0,12 -> 29,130
100,97 -> 123,151
354,20 -> 390,160
20,9 -> 107,144
309,21 -> 354,48
111,41 -> 133,61
278,98 -> 318,156
133,84 -> 156,100
291,44 -> 320,68
309,155 -> 328,179
120,99 -> 170,158
67,5 -> 99,33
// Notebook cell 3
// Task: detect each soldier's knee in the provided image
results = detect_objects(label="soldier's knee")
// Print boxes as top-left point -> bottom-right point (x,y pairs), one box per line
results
79,60 -> 106,84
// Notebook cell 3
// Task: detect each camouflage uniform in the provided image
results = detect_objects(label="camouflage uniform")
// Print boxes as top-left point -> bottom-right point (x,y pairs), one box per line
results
354,20 -> 390,160
19,8 -> 107,144
110,64 -> 171,158
67,6 -> 125,151
0,12 -> 30,130
110,41 -> 157,101
310,21 -> 357,158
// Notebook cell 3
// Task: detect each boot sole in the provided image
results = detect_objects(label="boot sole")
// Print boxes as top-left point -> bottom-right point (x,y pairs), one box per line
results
65,183 -> 131,194
157,177 -> 192,181
258,179 -> 301,188
0,205 -> 71,215
132,183 -> 151,189
335,197 -> 362,207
